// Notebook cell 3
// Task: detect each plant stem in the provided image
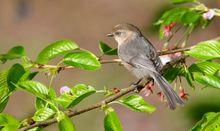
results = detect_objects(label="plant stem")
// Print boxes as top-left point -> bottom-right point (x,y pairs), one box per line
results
19,55 -> 187,131
33,47 -> 191,70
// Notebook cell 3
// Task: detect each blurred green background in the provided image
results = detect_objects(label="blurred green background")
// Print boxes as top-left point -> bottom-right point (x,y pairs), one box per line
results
0,0 -> 220,130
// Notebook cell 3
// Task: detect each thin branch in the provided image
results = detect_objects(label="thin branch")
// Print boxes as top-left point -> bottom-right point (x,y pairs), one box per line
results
157,47 -> 192,56
20,55 -> 188,131
33,47 -> 192,70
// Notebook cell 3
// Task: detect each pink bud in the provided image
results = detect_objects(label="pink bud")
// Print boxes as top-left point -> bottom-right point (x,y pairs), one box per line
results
164,30 -> 172,37
163,23 -> 176,37
60,86 -> 71,94
203,9 -> 215,20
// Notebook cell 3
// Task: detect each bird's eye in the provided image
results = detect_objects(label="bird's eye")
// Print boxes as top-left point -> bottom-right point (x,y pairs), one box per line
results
115,32 -> 121,36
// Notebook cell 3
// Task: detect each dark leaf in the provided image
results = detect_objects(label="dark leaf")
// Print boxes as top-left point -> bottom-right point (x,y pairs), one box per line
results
7,64 -> 25,91
0,46 -> 25,64
99,41 -> 117,55
184,69 -> 195,89
163,67 -> 182,83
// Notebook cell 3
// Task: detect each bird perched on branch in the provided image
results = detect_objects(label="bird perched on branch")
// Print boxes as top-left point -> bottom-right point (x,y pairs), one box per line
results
107,23 -> 184,109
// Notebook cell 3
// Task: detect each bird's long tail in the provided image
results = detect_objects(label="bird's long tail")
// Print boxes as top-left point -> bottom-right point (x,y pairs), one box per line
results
151,72 -> 184,110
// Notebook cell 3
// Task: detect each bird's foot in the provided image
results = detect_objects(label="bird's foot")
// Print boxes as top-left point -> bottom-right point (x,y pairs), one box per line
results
129,78 -> 142,86
130,79 -> 144,93
132,85 -> 144,93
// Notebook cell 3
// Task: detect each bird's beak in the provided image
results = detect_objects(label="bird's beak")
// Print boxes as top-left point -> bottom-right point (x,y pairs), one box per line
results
106,33 -> 114,37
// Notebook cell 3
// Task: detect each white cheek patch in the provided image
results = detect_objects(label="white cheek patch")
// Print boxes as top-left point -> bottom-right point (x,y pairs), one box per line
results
114,31 -> 136,45
115,36 -> 124,45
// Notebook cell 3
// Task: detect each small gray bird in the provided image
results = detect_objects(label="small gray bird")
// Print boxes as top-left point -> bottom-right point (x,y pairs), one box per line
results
107,23 -> 184,109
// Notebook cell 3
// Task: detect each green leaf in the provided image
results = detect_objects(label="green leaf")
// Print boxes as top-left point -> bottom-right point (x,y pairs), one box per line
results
18,81 -> 49,98
104,107 -> 122,131
0,97 -> 9,113
55,84 -> 96,108
181,10 -> 201,25
155,7 -> 190,39
186,39 -> 220,60
189,61 -> 220,75
19,71 -> 38,82
0,65 -> 39,113
191,112 -> 220,131
63,50 -> 101,70
35,97 -> 47,110
194,73 -> 220,88
171,0 -> 196,4
1,125 -> 20,131
163,67 -> 182,83
118,95 -> 156,113
0,46 -> 25,64
0,71 -> 10,113
48,88 -> 57,99
99,41 -> 117,55
32,108 -> 55,122
216,70 -> 220,78
36,40 -> 79,64
58,115 -> 75,131
156,8 -> 189,25
27,127 -> 43,131
7,64 -> 26,91
0,114 -> 20,130
184,68 -> 195,89
0,64 -> 25,112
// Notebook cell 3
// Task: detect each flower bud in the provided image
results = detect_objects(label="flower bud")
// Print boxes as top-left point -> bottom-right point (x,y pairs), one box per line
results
203,9 -> 215,20
60,86 -> 71,94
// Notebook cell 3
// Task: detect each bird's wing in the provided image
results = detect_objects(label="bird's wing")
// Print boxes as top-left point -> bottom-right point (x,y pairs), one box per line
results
129,54 -> 159,74
137,37 -> 163,72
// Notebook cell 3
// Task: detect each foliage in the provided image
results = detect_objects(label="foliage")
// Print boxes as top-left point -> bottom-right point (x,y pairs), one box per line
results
191,112 -> 220,131
0,0 -> 219,131
155,0 -> 220,130
104,107 -> 122,131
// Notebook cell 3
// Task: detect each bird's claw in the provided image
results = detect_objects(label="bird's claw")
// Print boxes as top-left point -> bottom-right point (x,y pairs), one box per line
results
131,84 -> 144,93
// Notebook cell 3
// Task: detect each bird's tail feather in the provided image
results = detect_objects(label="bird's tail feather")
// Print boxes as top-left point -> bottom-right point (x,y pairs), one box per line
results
151,72 -> 184,110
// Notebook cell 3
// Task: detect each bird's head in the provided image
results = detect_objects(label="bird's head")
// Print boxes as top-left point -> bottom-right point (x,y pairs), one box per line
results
107,23 -> 142,45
